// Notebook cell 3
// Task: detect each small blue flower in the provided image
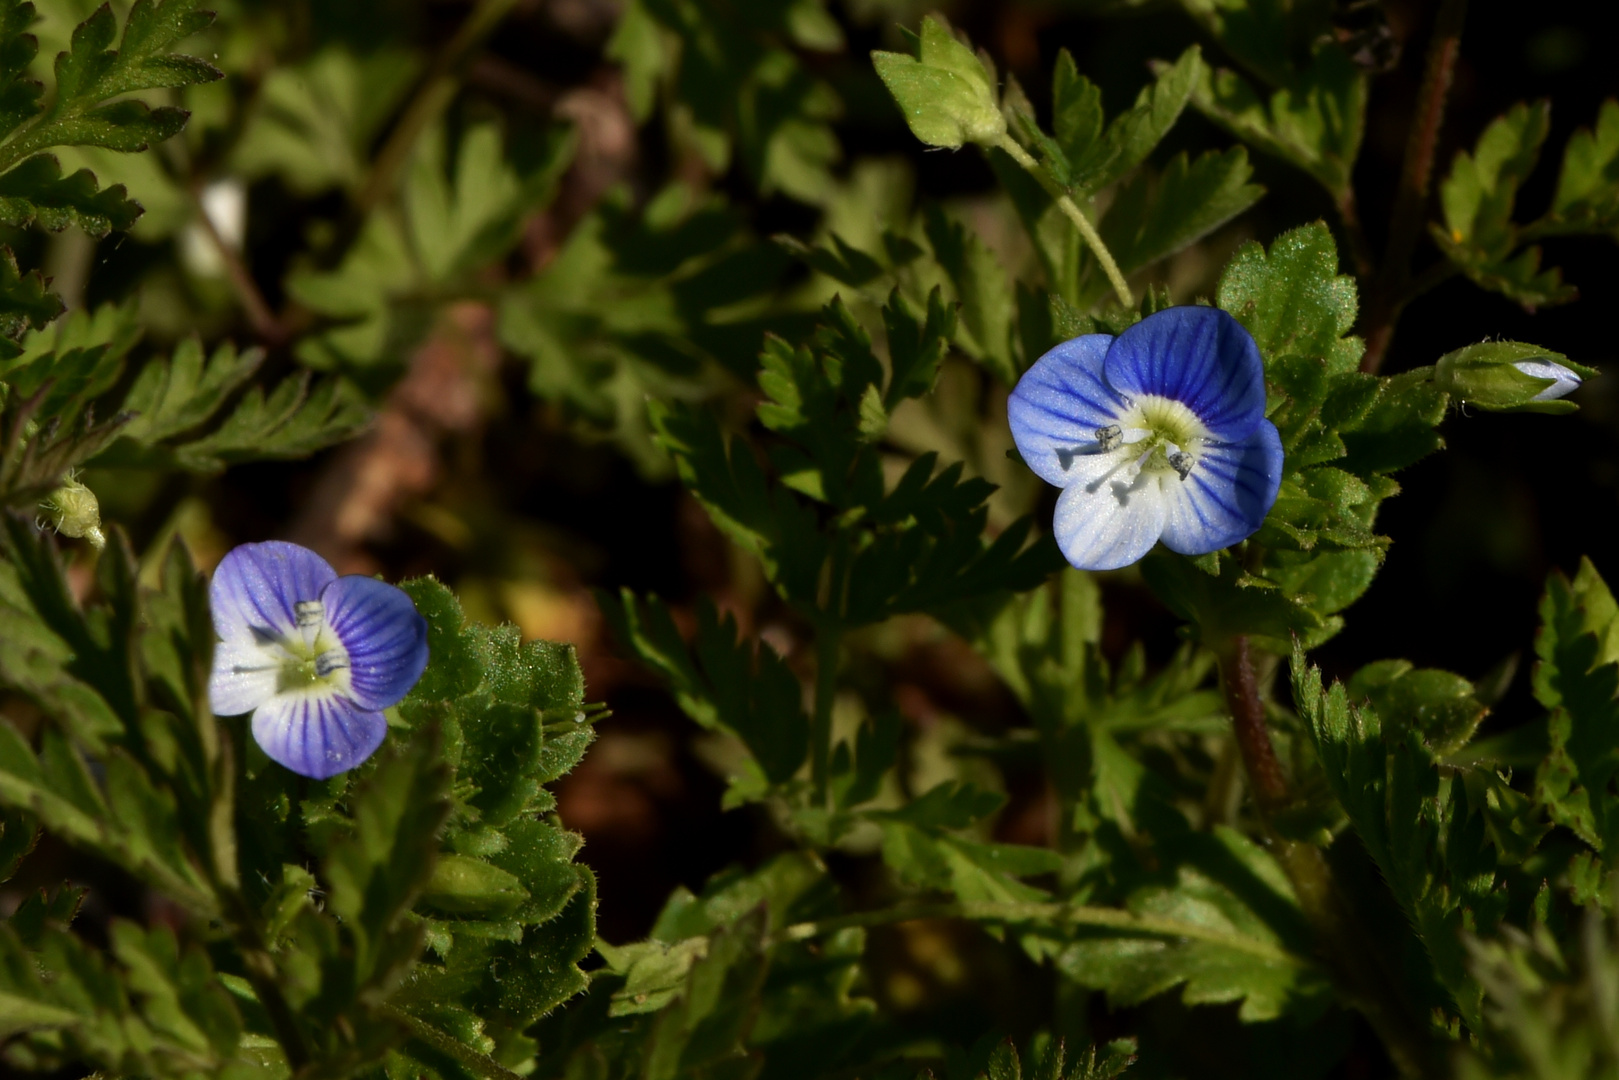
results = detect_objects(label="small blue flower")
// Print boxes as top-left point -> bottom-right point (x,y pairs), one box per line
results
1008,306 -> 1283,571
208,541 -> 429,779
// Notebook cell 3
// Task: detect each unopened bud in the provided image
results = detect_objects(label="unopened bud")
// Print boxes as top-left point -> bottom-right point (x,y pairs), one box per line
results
41,475 -> 106,551
1433,341 -> 1594,413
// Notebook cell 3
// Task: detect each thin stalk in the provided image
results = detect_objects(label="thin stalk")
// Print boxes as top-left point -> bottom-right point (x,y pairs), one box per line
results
811,625 -> 841,806
383,1005 -> 529,1080
775,900 -> 1303,965
992,134 -> 1134,309
1361,0 -> 1470,373
192,186 -> 286,346
1218,636 -> 1441,1079
353,0 -> 522,219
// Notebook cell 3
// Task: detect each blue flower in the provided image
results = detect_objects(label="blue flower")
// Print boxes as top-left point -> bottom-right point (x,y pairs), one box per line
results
208,541 -> 429,779
1008,306 -> 1283,571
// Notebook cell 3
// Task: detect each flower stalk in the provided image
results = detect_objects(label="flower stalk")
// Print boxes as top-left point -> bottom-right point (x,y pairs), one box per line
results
993,134 -> 1135,309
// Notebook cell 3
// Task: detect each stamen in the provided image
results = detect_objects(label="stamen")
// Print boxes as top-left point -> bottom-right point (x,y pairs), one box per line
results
295,600 -> 324,628
1094,424 -> 1123,451
1168,451 -> 1194,480
315,652 -> 349,677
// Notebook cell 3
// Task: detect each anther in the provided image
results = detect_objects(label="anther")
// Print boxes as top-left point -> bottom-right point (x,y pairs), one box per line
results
1168,451 -> 1194,480
315,652 -> 349,677
294,600 -> 324,628
1095,424 -> 1123,451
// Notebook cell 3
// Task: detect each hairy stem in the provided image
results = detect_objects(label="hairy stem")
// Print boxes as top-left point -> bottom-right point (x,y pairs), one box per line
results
1361,0 -> 1470,373
1218,636 -> 1440,1079
992,134 -> 1135,309
383,1005 -> 529,1080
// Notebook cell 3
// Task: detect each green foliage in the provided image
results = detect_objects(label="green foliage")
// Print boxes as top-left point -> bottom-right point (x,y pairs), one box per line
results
499,183 -> 799,473
1,305 -> 367,510
0,0 -> 220,347
1434,99 -> 1619,309
1294,645 -> 1508,1036
1178,1 -> 1365,200
872,15 -> 1004,151
610,0 -> 844,202
291,121 -> 572,387
1530,558 -> 1619,860
651,291 -> 1058,630
1434,102 -> 1575,308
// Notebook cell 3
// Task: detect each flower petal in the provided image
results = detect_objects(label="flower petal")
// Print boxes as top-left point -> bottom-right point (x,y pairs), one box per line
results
321,575 -> 429,711
211,541 -> 337,643
1051,454 -> 1169,571
1159,420 -> 1284,556
1007,334 -> 1125,487
251,691 -> 387,779
209,637 -> 280,716
1103,307 -> 1267,441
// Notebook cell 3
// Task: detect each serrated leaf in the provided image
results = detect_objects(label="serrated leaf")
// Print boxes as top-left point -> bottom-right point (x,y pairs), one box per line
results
1435,101 -> 1577,309
1183,44 -> 1364,198
1100,146 -> 1263,274
1054,828 -> 1327,1022
0,152 -> 141,234
603,591 -> 809,786
872,16 -> 1004,151
1545,99 -> 1619,234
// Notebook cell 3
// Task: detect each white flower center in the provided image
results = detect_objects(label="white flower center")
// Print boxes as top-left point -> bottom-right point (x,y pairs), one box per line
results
1094,394 -> 1209,485
250,600 -> 351,696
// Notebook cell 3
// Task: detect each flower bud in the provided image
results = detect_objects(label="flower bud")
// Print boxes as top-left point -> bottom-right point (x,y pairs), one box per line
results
1433,341 -> 1594,413
41,475 -> 106,550
873,16 -> 1006,150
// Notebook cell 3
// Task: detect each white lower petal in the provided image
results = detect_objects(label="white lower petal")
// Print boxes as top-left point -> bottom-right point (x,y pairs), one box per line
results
1051,454 -> 1169,571
209,638 -> 280,716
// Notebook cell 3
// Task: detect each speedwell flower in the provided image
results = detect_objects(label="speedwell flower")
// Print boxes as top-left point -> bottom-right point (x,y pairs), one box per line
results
208,541 -> 429,779
1008,306 -> 1283,571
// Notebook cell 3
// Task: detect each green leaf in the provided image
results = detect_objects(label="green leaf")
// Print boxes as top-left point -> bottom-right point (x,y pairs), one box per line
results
0,245 -> 62,348
1531,558 -> 1619,857
872,16 -> 1004,150
0,153 -> 142,234
1348,659 -> 1488,758
1054,827 -> 1328,1022
1545,99 -> 1619,234
1434,101 -> 1577,308
231,46 -> 419,196
1182,44 -> 1364,198
918,207 -> 1011,384
1217,222 -> 1360,371
1294,646 -> 1504,1032
602,590 -> 810,786
3,0 -> 220,163
1099,146 -> 1263,274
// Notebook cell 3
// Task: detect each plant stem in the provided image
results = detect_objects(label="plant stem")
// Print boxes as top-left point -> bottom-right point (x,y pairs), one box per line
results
776,900 -> 1302,964
353,0 -> 522,220
811,625 -> 841,806
1361,0 -> 1470,374
383,1005 -> 529,1080
992,134 -> 1135,310
192,186 -> 286,347
1218,636 -> 1441,1079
